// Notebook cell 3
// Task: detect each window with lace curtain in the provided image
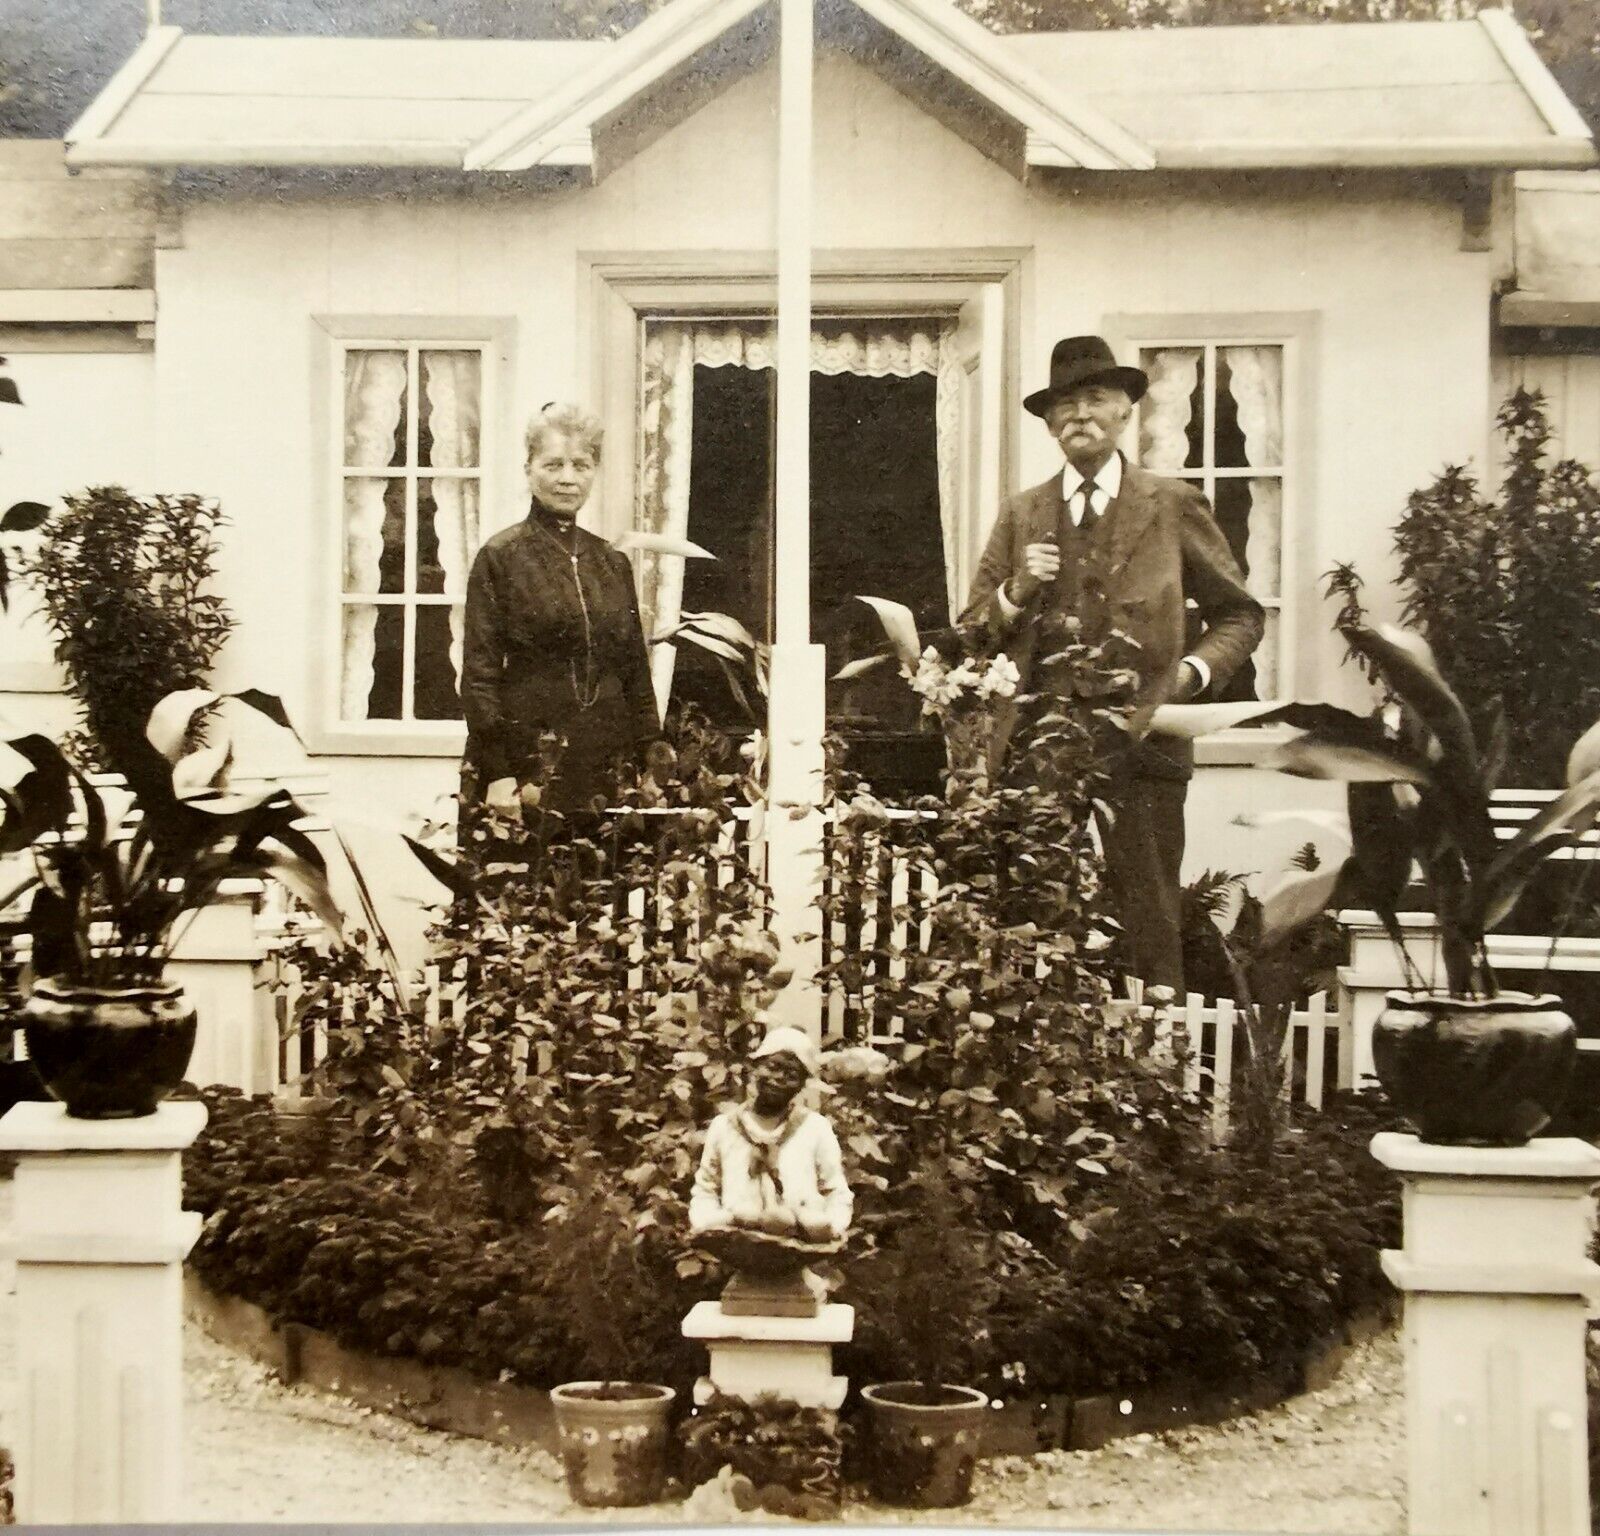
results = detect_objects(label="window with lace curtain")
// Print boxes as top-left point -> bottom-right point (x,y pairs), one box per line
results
1136,340 -> 1290,702
337,344 -> 483,727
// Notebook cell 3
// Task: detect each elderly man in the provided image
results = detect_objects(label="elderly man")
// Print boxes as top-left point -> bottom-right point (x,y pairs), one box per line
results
961,335 -> 1264,993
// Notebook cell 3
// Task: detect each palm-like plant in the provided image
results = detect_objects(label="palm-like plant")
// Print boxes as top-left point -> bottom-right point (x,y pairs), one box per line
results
1153,621 -> 1600,998
0,690 -> 340,987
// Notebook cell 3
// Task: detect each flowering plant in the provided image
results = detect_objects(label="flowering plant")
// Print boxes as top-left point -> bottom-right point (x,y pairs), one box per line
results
905,645 -> 1020,719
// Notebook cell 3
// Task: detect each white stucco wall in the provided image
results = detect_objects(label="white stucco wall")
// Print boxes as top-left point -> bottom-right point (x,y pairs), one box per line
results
0,346 -> 157,738
139,49 -> 1496,949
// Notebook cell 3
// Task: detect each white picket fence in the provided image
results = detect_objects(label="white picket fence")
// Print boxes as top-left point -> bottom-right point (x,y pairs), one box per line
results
1158,990 -> 1355,1140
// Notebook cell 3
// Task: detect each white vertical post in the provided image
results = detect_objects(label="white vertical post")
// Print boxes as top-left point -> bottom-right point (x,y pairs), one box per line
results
764,0 -> 826,1038
1372,1133 -> 1600,1536
0,1101 -> 207,1523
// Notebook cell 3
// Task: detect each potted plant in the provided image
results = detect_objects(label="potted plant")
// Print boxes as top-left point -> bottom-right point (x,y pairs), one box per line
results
0,690 -> 341,1118
1156,621 -> 1600,1146
543,1148 -> 677,1508
856,1163 -> 998,1509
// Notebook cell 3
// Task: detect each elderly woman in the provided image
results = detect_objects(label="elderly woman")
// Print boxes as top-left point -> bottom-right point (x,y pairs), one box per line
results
460,403 -> 660,813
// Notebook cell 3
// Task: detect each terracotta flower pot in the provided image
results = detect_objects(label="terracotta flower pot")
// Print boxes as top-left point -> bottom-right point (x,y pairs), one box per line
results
549,1381 -> 675,1507
1373,990 -> 1576,1147
22,977 -> 197,1119
860,1381 -> 988,1507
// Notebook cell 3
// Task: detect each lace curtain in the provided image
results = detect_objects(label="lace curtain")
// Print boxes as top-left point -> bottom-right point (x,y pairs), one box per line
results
1137,343 -> 1286,697
1228,346 -> 1283,697
340,351 -> 407,721
424,351 -> 483,689
340,349 -> 481,721
637,318 -> 963,712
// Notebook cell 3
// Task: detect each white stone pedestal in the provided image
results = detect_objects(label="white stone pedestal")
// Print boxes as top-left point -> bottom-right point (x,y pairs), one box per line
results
682,1299 -> 854,1409
0,1100 -> 207,1523
1372,1132 -> 1600,1536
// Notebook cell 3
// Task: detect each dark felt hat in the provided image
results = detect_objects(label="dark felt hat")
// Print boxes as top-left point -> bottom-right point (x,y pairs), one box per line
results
1023,335 -> 1148,418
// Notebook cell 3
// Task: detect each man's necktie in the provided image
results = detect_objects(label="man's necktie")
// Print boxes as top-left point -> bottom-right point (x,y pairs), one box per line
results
1077,481 -> 1099,527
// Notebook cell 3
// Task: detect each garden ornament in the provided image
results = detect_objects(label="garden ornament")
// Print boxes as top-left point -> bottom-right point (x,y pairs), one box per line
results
688,1027 -> 851,1317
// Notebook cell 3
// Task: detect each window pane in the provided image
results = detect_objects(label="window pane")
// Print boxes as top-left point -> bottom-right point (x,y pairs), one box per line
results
418,477 -> 479,596
344,479 -> 406,595
1138,348 -> 1205,473
419,351 -> 482,469
1243,477 -> 1283,602
343,351 -> 408,468
341,604 -> 404,720
1213,475 -> 1253,576
414,604 -> 463,719
1255,610 -> 1280,699
1218,346 -> 1284,468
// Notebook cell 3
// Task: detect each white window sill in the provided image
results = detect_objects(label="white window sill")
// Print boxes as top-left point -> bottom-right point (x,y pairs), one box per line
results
309,725 -> 467,759
1193,722 -> 1298,768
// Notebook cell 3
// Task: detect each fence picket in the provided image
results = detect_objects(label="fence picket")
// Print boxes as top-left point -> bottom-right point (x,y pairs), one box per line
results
1212,998 -> 1235,1142
1304,992 -> 1328,1110
1182,993 -> 1205,1097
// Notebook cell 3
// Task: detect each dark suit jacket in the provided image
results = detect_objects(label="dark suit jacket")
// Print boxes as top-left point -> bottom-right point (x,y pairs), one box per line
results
461,507 -> 659,801
959,459 -> 1264,779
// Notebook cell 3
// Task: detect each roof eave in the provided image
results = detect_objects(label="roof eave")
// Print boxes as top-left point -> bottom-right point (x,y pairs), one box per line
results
465,0 -> 759,172
1129,139 -> 1600,172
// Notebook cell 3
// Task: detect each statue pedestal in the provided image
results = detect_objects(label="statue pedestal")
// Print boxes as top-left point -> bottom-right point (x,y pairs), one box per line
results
0,1100 -> 207,1523
1372,1132 -> 1600,1536
682,1300 -> 854,1409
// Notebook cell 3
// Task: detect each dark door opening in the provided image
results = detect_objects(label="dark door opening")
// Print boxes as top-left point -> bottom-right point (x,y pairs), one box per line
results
669,356 -> 948,796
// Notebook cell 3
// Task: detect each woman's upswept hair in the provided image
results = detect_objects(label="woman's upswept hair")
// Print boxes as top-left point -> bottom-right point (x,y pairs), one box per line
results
524,402 -> 603,463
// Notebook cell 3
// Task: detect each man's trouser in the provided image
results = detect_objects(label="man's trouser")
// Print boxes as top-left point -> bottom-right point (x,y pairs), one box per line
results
1099,770 -> 1187,995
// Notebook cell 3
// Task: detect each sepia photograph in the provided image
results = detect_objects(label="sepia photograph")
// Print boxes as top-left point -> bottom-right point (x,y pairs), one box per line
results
0,0 -> 1598,1526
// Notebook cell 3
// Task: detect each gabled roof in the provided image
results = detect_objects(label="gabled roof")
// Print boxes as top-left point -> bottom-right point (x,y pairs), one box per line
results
64,3 -> 1594,176
464,0 -> 1151,170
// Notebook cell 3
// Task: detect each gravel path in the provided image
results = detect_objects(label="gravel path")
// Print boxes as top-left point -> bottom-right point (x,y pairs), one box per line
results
0,1177 -> 1406,1528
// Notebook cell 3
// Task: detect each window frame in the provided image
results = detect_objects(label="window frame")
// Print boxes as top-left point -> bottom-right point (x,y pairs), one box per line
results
309,315 -> 514,757
1107,310 -> 1319,766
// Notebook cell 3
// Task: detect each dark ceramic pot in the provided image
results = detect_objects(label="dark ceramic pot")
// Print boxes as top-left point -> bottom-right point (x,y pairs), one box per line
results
549,1382 -> 675,1507
1372,990 -> 1576,1146
860,1382 -> 988,1507
21,978 -> 197,1119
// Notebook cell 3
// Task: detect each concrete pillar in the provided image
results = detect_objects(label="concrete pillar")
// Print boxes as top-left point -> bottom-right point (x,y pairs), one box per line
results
1372,1132 -> 1600,1536
168,878 -> 277,1095
683,1299 -> 853,1410
0,1100 -> 207,1523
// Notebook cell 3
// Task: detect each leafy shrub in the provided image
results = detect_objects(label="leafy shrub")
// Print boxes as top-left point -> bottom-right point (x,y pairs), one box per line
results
681,1394 -> 847,1515
845,1162 -> 999,1391
25,487 -> 233,772
820,620 -> 1208,1257
1381,391 -> 1600,789
987,1093 -> 1402,1397
185,1091 -> 700,1390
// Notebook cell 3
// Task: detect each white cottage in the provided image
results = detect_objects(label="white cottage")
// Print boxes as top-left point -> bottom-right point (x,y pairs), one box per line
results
1,0 -> 1593,962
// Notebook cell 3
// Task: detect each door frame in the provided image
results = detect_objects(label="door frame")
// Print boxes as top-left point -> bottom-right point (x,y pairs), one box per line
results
578,248 -> 1027,551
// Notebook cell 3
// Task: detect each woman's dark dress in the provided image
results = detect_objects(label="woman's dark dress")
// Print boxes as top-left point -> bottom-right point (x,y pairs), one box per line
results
460,501 -> 659,810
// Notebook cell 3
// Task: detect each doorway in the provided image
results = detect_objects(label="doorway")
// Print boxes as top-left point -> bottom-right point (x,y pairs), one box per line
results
644,317 -> 952,794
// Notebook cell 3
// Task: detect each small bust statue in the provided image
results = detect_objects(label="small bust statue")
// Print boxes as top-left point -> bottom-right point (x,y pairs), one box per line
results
689,1026 -> 852,1246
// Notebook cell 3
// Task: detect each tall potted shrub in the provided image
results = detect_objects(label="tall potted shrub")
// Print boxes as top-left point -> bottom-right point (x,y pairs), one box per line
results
543,1149 -> 677,1508
0,691 -> 340,1117
1156,622 -> 1600,1145
22,486 -> 234,775
856,1163 -> 998,1508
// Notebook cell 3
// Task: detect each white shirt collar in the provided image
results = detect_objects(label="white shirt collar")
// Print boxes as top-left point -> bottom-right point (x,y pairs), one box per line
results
1061,452 -> 1123,522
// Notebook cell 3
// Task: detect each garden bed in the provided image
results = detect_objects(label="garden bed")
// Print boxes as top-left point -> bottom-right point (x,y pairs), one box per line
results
182,1264 -> 1394,1460
181,1087 -> 1403,1439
